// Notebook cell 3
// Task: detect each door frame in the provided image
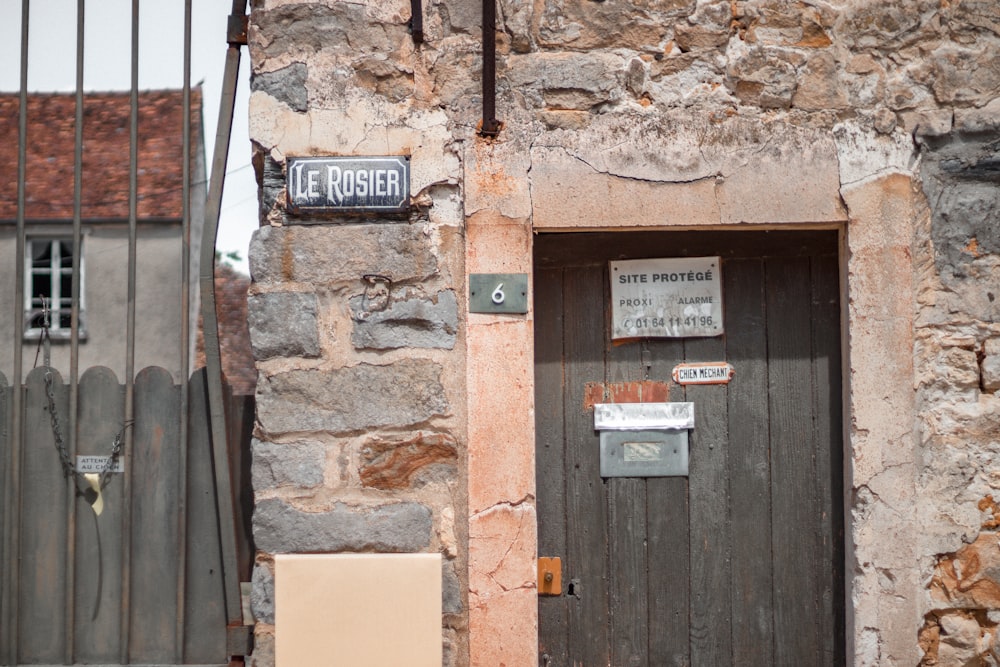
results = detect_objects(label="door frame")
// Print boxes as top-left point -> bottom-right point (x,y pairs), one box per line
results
464,129 -> 921,666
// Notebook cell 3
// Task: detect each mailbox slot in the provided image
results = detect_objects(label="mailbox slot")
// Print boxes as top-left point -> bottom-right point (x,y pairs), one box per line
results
594,402 -> 693,478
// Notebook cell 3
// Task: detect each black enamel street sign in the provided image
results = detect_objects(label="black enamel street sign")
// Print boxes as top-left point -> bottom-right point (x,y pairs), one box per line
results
286,155 -> 410,213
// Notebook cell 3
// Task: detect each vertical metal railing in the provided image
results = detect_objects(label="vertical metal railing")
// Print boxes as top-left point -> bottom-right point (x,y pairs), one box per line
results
3,3 -> 30,663
118,1 -> 141,661
177,0 -> 193,659
64,1 -> 86,660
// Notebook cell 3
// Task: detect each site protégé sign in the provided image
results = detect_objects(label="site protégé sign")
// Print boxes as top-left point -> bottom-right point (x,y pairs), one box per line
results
286,155 -> 410,214
610,256 -> 723,339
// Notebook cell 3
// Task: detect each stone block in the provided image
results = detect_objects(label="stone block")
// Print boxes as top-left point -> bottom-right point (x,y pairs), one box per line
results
535,0 -> 691,50
359,431 -> 459,490
899,109 -> 953,137
442,559 -> 462,614
956,98 -> 1000,133
926,45 -> 1000,105
247,292 -> 320,360
505,52 -> 624,110
355,56 -> 414,103
251,3 -> 402,61
257,359 -> 448,435
792,52 -> 848,111
725,42 -> 802,109
674,22 -> 729,51
251,63 -> 308,112
249,224 -> 438,285
930,531 -> 1000,608
248,632 -> 274,667
251,438 -> 326,491
983,338 -> 1000,393
249,224 -> 438,286
350,290 -> 458,350
253,498 -> 433,553
251,563 -> 275,624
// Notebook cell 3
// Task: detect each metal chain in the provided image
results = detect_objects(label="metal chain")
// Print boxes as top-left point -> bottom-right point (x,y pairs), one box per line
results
38,298 -> 130,493
43,368 -> 76,479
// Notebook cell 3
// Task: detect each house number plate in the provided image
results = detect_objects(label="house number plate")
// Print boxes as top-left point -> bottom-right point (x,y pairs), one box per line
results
469,273 -> 528,314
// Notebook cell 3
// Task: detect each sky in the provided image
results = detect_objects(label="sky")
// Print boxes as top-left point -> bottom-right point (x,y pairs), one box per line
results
0,0 -> 256,273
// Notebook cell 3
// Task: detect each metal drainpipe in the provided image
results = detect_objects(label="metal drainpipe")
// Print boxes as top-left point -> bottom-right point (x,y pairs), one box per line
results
480,0 -> 502,136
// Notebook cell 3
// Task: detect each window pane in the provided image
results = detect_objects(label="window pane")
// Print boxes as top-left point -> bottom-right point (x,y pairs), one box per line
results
59,242 -> 74,267
60,272 -> 72,298
58,312 -> 72,329
31,241 -> 52,267
33,273 -> 51,298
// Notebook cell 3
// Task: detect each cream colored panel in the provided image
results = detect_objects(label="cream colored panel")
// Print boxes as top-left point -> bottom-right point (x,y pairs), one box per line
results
275,553 -> 442,667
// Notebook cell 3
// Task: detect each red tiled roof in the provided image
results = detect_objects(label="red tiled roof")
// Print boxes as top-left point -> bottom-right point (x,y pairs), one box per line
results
0,89 -> 202,220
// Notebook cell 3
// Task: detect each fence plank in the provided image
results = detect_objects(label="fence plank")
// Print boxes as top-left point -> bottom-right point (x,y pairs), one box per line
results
0,369 -> 7,655
185,368 -> 227,663
20,367 -> 71,663
225,388 -> 255,587
74,367 -> 126,662
128,366 -> 181,663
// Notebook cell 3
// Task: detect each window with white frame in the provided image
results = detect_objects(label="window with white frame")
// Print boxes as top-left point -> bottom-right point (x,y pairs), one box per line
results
25,237 -> 84,338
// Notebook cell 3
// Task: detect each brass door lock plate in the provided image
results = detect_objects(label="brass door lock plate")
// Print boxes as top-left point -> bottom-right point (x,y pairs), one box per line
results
537,557 -> 561,596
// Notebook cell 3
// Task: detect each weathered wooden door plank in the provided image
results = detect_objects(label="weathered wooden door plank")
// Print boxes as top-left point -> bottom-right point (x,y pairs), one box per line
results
724,259 -> 775,665
811,254 -> 846,666
534,268 -> 570,666
767,257 -> 822,666
646,340 -> 689,666
607,334 -> 649,666
564,265 -> 610,667
685,331 -> 732,666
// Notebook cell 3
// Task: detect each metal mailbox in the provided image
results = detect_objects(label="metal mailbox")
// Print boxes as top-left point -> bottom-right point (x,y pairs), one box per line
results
594,402 -> 694,477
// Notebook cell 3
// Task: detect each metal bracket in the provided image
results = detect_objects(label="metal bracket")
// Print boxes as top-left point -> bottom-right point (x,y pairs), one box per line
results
227,13 -> 249,46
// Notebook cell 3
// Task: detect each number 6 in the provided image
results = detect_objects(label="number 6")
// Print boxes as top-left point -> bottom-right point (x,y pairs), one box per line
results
491,283 -> 506,305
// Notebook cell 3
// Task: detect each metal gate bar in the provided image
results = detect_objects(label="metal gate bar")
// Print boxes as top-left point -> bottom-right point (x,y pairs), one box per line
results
119,2 -> 141,661
65,1 -> 86,659
178,1 -> 194,659
3,2 -> 30,662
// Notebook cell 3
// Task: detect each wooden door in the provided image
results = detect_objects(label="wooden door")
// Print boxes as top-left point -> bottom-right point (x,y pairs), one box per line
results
535,230 -> 844,667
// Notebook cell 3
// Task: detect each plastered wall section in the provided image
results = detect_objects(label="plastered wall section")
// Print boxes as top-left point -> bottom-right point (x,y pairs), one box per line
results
465,136 -> 538,667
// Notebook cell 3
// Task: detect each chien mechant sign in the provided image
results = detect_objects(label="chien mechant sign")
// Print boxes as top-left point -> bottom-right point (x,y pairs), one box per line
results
286,155 -> 410,214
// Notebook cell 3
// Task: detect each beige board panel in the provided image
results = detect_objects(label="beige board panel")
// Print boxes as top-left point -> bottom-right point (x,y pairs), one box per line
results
275,553 -> 442,667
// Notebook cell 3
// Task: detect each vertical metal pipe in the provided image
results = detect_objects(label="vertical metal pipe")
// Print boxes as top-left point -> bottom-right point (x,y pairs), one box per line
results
409,0 -> 423,43
4,3 -> 30,662
119,1 -> 140,662
65,1 -> 86,660
201,0 -> 249,644
176,0 -> 193,658
480,0 -> 500,136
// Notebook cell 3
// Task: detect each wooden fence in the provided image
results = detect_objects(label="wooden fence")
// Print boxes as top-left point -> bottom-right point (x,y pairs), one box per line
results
0,366 -> 253,666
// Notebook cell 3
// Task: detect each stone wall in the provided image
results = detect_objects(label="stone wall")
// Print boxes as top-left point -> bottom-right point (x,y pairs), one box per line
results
245,0 -> 1000,664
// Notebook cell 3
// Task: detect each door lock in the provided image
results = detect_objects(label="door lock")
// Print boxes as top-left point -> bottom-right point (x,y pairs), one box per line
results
537,557 -> 561,596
